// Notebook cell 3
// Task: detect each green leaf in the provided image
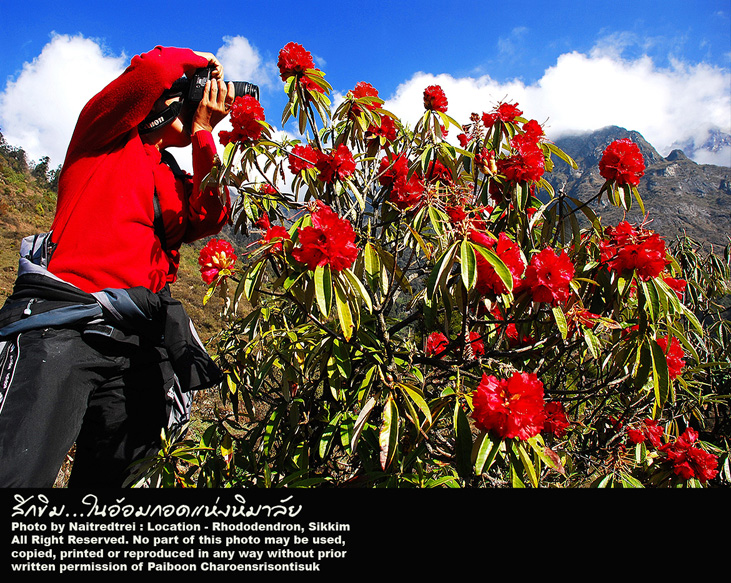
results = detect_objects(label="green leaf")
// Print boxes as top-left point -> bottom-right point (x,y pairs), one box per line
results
552,305 -> 568,339
350,396 -> 377,452
379,394 -> 399,470
426,242 -> 458,299
334,277 -> 355,341
453,403 -> 473,479
399,384 -> 432,426
318,412 -> 342,459
243,260 -> 265,305
314,263 -> 333,318
473,431 -> 500,475
472,244 -> 513,292
460,239 -> 478,291
341,267 -> 373,313
515,442 -> 539,487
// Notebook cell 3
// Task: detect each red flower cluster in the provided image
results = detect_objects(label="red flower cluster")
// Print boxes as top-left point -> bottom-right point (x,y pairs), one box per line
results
471,371 -> 546,441
627,418 -> 665,448
470,231 -> 525,296
423,85 -> 448,112
599,138 -> 645,187
350,81 -> 382,114
482,102 -> 523,127
600,221 -> 669,281
543,402 -> 570,438
425,331 -> 449,357
277,42 -> 315,81
424,159 -> 453,185
292,201 -> 359,272
256,214 -> 291,254
659,427 -> 718,483
198,238 -> 237,284
367,115 -> 398,144
496,123 -> 546,184
288,144 -> 318,175
521,248 -> 575,305
468,331 -> 485,357
474,148 -> 497,175
378,154 -> 424,210
663,275 -> 687,298
315,144 -> 356,183
657,334 -> 686,379
218,95 -> 265,145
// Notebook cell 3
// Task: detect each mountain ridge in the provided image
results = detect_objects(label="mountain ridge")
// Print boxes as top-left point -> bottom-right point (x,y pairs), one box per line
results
548,125 -> 731,248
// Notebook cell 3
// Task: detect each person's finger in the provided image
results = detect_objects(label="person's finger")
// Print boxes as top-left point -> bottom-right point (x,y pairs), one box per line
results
207,79 -> 218,103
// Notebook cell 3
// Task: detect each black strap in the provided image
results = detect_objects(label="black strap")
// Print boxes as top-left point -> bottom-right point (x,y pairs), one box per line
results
152,188 -> 167,252
153,150 -> 188,252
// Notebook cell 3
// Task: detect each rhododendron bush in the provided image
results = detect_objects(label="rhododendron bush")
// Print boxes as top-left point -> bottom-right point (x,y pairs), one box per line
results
151,41 -> 730,489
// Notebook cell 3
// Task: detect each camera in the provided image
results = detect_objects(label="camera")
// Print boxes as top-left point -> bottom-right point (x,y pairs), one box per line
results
187,67 -> 259,103
139,67 -> 260,135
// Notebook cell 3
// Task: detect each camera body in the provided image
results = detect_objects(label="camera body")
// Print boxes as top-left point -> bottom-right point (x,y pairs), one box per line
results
188,67 -> 260,103
138,67 -> 259,135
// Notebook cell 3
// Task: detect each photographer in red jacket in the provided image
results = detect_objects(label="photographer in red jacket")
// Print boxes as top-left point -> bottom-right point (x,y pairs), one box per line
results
0,46 -> 241,487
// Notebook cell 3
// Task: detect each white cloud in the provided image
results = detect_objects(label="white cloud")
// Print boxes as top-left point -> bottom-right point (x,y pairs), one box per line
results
0,33 -> 126,168
215,35 -> 277,90
384,44 -> 731,166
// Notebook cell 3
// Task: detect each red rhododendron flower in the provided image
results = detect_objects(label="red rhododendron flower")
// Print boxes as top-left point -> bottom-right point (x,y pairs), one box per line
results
389,173 -> 424,210
292,202 -> 358,272
423,85 -> 448,112
627,418 -> 665,448
424,159 -> 453,184
259,224 -> 291,254
602,221 -> 670,281
543,402 -> 570,438
663,275 -> 687,298
315,143 -> 356,183
198,238 -> 237,284
482,102 -> 523,127
350,81 -> 382,113
277,42 -> 315,80
497,142 -> 545,183
474,148 -> 497,175
218,95 -> 265,145
659,428 -> 718,483
522,248 -> 575,305
471,371 -> 546,441
425,331 -> 449,357
471,231 -> 525,296
522,119 -> 544,143
378,153 -> 409,187
457,133 -> 470,147
367,115 -> 398,143
288,144 -> 319,175
599,139 -> 645,187
468,331 -> 485,358
656,335 -> 686,379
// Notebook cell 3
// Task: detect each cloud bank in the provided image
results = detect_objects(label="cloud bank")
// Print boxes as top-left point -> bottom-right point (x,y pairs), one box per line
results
1,33 -> 729,170
385,45 -> 731,166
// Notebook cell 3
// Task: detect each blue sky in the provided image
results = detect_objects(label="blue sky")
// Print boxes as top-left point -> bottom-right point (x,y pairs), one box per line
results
1,0 -> 730,167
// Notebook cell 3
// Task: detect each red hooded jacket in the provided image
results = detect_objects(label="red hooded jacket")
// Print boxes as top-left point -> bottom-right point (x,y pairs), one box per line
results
49,46 -> 231,294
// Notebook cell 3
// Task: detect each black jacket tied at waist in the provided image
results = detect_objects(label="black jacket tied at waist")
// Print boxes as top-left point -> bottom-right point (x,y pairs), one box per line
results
0,232 -> 223,393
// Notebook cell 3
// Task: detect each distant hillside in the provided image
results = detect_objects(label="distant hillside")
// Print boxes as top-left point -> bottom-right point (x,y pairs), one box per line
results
548,125 -> 731,248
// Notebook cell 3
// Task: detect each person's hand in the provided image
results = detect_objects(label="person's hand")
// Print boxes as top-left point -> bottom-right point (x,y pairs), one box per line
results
190,51 -> 223,79
190,78 -> 236,135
